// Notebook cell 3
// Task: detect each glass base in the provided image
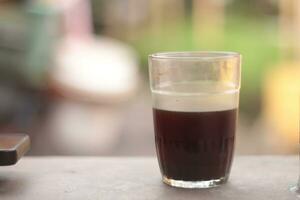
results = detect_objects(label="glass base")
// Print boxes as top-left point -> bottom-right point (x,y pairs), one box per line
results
162,176 -> 228,189
290,185 -> 300,198
290,185 -> 299,192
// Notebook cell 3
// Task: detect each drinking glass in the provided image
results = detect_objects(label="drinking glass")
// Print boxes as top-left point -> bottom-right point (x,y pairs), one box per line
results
290,106 -> 300,196
148,52 -> 241,188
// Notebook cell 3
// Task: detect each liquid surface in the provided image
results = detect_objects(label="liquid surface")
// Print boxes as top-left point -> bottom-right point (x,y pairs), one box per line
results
152,81 -> 239,112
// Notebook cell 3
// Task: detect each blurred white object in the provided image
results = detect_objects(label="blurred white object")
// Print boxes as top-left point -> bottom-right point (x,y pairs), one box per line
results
45,0 -> 139,154
49,0 -> 138,102
48,36 -> 138,154
51,36 -> 138,102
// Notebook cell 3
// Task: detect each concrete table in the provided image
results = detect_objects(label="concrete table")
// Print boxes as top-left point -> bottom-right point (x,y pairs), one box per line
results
0,156 -> 298,200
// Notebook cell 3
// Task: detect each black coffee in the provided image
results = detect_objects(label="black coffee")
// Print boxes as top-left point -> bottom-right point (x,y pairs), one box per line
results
153,108 -> 237,181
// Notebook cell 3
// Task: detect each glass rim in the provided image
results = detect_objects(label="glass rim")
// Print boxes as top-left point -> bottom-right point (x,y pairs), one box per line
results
149,51 -> 241,60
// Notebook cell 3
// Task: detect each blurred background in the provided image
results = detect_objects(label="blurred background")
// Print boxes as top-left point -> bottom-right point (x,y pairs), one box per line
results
0,0 -> 299,156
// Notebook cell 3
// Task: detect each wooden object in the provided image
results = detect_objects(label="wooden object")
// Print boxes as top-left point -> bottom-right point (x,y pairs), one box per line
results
0,134 -> 30,166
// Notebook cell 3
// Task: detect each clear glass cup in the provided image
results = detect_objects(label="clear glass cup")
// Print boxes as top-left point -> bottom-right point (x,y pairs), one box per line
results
290,168 -> 300,196
290,107 -> 300,196
148,51 -> 241,188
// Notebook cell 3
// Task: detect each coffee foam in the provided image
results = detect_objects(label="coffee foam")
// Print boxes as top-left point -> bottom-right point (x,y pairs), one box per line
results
152,82 -> 239,112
